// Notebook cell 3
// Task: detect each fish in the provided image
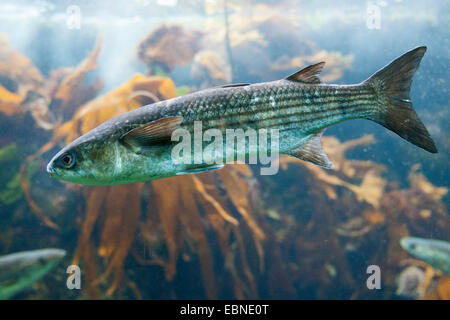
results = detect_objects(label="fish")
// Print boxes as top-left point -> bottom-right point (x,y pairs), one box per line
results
0,248 -> 66,300
47,46 -> 437,185
400,237 -> 450,275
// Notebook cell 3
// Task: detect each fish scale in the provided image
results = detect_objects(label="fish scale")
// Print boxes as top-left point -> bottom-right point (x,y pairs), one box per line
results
172,82 -> 375,135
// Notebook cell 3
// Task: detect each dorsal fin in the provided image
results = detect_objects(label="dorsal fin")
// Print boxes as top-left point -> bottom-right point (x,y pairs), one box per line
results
287,129 -> 334,169
285,62 -> 325,84
121,116 -> 183,152
220,83 -> 250,88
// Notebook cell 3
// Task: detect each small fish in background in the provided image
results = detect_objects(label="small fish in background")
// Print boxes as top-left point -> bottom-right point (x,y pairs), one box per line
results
47,46 -> 437,186
0,248 -> 66,300
400,237 -> 450,275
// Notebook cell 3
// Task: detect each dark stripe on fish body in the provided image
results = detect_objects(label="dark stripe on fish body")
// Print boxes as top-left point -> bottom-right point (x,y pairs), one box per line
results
192,92 -> 375,126
232,85 -> 372,116
261,107 -> 375,131
176,84 -> 377,134
220,104 -> 375,131
248,106 -> 375,131
203,98 -> 375,130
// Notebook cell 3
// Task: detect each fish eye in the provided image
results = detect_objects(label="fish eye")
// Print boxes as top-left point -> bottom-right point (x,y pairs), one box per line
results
59,152 -> 76,168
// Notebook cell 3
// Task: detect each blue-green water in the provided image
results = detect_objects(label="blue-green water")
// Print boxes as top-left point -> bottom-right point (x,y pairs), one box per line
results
0,0 -> 448,300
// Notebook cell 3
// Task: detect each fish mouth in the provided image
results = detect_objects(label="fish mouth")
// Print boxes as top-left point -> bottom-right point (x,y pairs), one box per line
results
46,162 -> 56,175
400,237 -> 410,249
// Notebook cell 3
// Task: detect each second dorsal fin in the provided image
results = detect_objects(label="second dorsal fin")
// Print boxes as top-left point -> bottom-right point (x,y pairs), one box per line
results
285,62 -> 325,84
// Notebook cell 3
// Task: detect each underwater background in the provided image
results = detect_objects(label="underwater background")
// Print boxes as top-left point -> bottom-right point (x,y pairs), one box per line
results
0,0 -> 449,299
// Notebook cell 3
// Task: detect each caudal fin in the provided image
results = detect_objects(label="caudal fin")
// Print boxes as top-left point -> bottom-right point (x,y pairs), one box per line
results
365,46 -> 437,153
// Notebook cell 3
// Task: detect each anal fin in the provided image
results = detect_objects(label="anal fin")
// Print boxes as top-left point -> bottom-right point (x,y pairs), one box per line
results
287,130 -> 334,169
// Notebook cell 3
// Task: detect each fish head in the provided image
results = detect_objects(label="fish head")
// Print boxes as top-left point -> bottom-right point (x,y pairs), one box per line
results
47,132 -> 119,185
47,126 -> 172,185
23,248 -> 67,271
400,237 -> 450,274
0,249 -> 66,281
0,249 -> 66,298
400,237 -> 433,261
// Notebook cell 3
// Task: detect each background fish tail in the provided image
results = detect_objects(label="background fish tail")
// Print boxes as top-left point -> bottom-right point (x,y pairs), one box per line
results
364,46 -> 437,153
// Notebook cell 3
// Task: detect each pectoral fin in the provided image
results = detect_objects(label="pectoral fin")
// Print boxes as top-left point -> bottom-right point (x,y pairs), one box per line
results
121,116 -> 183,152
287,130 -> 334,169
176,164 -> 224,176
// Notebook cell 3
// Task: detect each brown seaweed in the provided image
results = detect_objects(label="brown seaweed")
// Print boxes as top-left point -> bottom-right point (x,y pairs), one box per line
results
138,25 -> 203,73
1,21 -> 447,300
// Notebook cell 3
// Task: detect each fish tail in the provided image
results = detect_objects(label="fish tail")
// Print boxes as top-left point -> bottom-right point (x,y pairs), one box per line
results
364,46 -> 437,153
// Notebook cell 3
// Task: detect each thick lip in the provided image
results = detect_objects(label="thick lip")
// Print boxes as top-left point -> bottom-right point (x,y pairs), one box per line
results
47,161 -> 56,175
400,237 -> 409,249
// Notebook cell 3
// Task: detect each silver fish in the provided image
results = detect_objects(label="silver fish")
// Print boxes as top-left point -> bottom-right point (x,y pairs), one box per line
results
0,248 -> 66,300
400,237 -> 450,275
47,46 -> 437,185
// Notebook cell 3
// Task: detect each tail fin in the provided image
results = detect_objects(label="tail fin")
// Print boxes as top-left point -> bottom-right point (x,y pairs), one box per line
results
364,46 -> 437,153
